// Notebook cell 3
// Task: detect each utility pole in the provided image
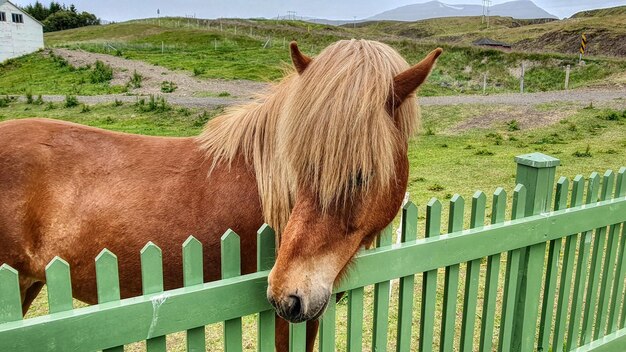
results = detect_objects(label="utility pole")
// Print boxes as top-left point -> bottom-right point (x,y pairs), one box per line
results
482,0 -> 491,28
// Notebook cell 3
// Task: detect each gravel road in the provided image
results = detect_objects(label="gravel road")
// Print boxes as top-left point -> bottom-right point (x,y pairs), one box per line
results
28,87 -> 625,110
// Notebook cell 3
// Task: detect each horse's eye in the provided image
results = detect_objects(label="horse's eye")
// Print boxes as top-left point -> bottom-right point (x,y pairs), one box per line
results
354,171 -> 372,187
355,172 -> 364,186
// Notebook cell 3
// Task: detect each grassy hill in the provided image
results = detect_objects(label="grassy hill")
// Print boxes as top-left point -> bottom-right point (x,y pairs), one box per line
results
1,15 -> 624,96
353,11 -> 626,57
571,5 -> 626,18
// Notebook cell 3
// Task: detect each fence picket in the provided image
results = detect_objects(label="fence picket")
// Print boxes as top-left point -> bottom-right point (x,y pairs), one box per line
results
221,230 -> 243,352
608,168 -> 626,332
537,177 -> 570,351
581,172 -> 612,345
460,191 -> 485,352
498,184 -> 526,352
594,171 -> 617,340
257,225 -> 276,352
567,173 -> 600,351
347,287 -> 364,352
396,202 -> 418,352
0,264 -> 21,323
182,236 -> 205,352
95,249 -> 124,352
141,242 -> 167,352
419,198 -> 442,352
552,177 -> 580,352
45,257 -> 73,314
289,323 -> 306,352
440,195 -> 464,352
479,188 -> 506,351
372,225 -> 393,351
319,294 -> 336,352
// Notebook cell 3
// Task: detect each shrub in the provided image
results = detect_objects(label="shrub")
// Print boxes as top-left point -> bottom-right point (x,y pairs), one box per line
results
34,95 -> 44,105
475,149 -> 495,156
573,145 -> 592,158
160,81 -> 177,93
128,70 -> 143,89
507,119 -> 520,131
193,111 -> 211,127
136,95 -> 170,113
64,95 -> 79,108
428,183 -> 445,191
218,91 -> 231,97
193,67 -> 205,76
80,104 -> 91,113
44,102 -> 56,110
90,60 -> 113,83
113,99 -> 123,107
0,96 -> 9,108
25,91 -> 34,104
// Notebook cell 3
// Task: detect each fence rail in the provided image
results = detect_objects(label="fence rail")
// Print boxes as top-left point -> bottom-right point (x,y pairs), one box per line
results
1,152 -> 626,351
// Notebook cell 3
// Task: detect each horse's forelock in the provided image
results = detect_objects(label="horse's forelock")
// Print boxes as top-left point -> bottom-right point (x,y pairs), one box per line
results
277,39 -> 419,213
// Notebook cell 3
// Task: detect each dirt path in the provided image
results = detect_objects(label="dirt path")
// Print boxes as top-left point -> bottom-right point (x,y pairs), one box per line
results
52,48 -> 268,98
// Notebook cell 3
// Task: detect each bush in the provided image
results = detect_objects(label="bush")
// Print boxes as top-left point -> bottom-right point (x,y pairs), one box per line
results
25,91 -> 34,104
113,99 -> 123,107
573,145 -> 592,158
507,119 -> 520,131
90,60 -> 113,83
218,91 -> 231,97
193,67 -> 205,76
427,183 -> 445,191
64,95 -> 79,108
160,81 -> 177,93
44,102 -> 56,110
80,104 -> 91,113
475,149 -> 495,156
128,70 -> 143,89
0,97 -> 9,108
135,95 -> 170,113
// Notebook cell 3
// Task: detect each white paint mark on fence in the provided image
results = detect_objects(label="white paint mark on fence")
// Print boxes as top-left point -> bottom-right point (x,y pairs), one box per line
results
147,293 -> 168,339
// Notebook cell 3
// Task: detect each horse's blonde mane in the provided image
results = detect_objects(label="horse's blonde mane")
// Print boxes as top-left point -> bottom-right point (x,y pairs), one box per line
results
197,39 -> 419,235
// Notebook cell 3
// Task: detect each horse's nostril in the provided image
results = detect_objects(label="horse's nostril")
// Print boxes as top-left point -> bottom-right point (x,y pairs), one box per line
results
286,294 -> 302,318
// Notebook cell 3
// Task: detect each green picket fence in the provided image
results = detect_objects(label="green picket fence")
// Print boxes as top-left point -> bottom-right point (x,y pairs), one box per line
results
1,152 -> 626,351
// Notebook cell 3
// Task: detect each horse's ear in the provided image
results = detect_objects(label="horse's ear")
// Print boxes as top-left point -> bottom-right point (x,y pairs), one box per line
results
290,41 -> 312,75
388,48 -> 443,112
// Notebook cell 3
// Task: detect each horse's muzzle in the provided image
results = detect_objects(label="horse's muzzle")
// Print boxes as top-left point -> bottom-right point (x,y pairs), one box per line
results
267,288 -> 331,323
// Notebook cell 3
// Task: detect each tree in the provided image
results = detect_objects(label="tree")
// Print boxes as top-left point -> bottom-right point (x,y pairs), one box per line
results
21,2 -> 100,32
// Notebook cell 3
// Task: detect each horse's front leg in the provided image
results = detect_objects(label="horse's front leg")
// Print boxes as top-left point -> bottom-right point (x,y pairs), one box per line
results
274,315 -> 319,352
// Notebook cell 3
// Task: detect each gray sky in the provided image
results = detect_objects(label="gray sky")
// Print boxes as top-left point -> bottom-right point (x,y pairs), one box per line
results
11,0 -> 626,22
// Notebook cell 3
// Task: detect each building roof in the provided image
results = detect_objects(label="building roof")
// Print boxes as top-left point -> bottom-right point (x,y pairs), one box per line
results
473,38 -> 512,48
1,0 -> 45,27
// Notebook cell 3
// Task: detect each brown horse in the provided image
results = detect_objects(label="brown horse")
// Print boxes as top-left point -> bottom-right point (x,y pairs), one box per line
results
0,39 -> 441,350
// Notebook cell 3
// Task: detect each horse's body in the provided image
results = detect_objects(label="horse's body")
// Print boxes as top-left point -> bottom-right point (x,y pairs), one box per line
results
0,118 -> 263,305
0,40 -> 441,351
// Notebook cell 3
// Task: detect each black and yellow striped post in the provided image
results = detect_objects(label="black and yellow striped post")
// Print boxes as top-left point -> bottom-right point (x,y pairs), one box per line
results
579,33 -> 587,62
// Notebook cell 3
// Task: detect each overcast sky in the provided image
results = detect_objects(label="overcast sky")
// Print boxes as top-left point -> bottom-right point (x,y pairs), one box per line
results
11,0 -> 626,22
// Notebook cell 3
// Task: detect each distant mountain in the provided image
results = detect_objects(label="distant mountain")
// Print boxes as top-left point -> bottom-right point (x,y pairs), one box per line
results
366,0 -> 557,21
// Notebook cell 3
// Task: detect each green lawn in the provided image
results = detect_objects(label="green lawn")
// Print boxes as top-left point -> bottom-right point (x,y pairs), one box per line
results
0,52 -> 127,96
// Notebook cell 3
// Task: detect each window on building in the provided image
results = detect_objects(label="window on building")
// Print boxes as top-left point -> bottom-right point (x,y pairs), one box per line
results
11,13 -> 23,24
0,12 -> 6,22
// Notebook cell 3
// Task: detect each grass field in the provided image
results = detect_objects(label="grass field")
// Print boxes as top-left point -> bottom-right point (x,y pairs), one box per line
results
33,16 -> 626,96
2,93 -> 625,349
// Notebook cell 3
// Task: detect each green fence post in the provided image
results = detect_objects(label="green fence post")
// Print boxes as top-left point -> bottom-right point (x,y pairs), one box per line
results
510,152 -> 560,351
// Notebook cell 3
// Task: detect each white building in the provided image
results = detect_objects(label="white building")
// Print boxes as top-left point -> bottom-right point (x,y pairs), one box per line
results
0,0 -> 44,62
